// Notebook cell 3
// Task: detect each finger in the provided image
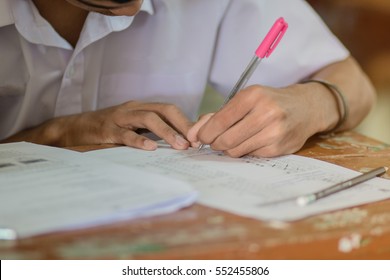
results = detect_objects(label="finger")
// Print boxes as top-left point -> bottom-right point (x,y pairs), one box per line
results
210,109 -> 274,151
132,111 -> 190,150
197,89 -> 254,144
119,129 -> 158,151
160,105 -> 195,137
248,132 -> 307,158
248,141 -> 298,158
134,103 -> 194,138
222,115 -> 308,158
222,125 -> 281,158
247,144 -> 279,158
187,113 -> 214,143
113,107 -> 190,150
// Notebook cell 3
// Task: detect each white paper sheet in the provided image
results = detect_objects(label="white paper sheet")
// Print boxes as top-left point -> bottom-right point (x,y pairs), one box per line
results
0,142 -> 196,239
88,143 -> 390,221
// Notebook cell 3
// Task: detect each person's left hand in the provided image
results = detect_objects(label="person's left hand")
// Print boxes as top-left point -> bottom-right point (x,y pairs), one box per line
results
187,84 -> 325,158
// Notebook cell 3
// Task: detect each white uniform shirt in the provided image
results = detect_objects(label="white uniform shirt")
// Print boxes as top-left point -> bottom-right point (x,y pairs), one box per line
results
0,0 -> 349,140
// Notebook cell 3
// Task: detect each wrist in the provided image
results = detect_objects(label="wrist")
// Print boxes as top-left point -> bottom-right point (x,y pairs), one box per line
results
39,117 -> 69,146
2,117 -> 67,146
303,79 -> 349,135
297,82 -> 339,135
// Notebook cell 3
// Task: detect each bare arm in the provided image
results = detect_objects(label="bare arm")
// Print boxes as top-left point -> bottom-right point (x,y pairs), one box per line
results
1,101 -> 193,150
187,56 -> 376,157
307,56 -> 376,132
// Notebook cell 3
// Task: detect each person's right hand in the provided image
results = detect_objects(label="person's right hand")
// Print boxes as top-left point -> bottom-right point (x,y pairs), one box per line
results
3,101 -> 194,150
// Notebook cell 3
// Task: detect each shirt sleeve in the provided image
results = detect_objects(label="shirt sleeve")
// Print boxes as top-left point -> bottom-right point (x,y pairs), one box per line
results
208,0 -> 349,96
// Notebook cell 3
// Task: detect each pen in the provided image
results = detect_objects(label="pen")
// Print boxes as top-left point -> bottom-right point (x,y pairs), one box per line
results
296,166 -> 388,206
198,17 -> 288,150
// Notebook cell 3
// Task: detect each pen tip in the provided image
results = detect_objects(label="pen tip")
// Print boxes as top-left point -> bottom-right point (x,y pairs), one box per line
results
198,144 -> 205,151
385,167 -> 389,172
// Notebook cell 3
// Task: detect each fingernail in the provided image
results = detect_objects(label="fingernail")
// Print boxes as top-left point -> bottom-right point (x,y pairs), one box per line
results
143,139 -> 157,150
191,141 -> 201,148
175,135 -> 188,146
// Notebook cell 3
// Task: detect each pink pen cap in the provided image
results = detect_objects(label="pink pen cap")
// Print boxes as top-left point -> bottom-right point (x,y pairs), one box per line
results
197,17 -> 288,151
255,17 -> 288,59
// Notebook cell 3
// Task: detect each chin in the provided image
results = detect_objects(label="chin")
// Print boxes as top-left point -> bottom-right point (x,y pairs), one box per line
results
66,0 -> 143,16
110,3 -> 144,16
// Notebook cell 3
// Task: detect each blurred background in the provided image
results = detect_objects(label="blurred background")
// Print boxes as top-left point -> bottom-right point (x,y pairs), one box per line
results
308,0 -> 390,144
199,0 -> 390,144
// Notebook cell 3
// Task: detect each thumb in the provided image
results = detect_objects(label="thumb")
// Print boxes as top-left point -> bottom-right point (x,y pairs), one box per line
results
187,113 -> 214,143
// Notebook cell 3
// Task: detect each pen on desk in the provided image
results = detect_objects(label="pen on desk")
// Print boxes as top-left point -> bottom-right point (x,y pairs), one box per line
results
296,166 -> 388,207
198,17 -> 288,150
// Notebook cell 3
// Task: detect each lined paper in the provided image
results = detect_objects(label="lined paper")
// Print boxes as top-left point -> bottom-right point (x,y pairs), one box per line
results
0,142 -> 196,239
88,143 -> 390,221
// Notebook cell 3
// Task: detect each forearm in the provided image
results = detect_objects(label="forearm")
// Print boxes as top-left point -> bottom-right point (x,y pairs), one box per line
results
307,56 -> 376,133
0,115 -> 77,146
1,101 -> 193,149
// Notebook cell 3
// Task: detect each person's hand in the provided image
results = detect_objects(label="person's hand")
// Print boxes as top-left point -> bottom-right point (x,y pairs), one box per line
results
187,84 -> 334,157
7,101 -> 193,150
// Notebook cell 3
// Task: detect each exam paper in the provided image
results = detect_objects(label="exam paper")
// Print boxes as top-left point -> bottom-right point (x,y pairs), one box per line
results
88,143 -> 390,221
0,142 -> 196,239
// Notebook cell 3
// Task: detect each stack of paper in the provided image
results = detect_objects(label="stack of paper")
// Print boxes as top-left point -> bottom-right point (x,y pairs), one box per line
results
0,142 -> 197,239
88,143 -> 390,222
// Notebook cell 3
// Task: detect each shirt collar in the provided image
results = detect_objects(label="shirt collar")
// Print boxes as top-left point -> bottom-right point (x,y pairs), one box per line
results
104,0 -> 154,32
81,0 -> 153,50
7,0 -> 155,50
141,0 -> 154,15
0,0 -> 154,28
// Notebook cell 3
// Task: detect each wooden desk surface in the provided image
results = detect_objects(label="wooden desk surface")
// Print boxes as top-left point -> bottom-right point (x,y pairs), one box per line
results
1,131 -> 390,259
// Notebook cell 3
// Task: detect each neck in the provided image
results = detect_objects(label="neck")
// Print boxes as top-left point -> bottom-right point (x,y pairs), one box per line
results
32,0 -> 89,47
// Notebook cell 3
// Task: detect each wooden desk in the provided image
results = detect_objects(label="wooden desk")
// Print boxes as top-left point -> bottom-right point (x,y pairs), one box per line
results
1,131 -> 390,259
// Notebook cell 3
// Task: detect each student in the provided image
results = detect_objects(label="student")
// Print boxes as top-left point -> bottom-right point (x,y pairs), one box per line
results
0,0 -> 375,157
